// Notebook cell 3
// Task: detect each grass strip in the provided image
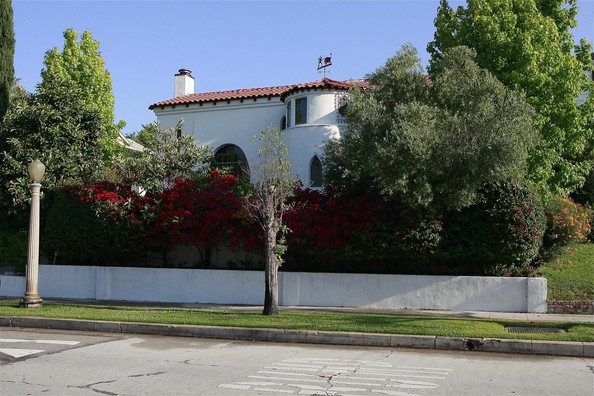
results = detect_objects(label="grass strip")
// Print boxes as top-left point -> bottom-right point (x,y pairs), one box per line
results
0,300 -> 591,342
539,243 -> 594,301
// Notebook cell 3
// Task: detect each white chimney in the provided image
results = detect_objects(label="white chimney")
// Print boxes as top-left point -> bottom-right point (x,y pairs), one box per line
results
174,69 -> 195,97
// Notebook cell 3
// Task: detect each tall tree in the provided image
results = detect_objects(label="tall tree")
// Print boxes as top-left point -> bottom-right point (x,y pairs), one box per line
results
428,0 -> 594,199
41,29 -> 123,160
0,71 -> 104,214
325,45 -> 538,212
0,0 -> 15,120
243,125 -> 297,315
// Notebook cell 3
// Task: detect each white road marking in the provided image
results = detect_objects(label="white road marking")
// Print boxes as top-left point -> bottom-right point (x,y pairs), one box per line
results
265,366 -> 320,372
220,357 -> 452,394
332,380 -> 383,387
338,376 -> 387,381
372,390 -> 421,396
249,375 -> 326,383
253,387 -> 295,393
273,363 -> 325,369
0,338 -> 80,345
0,348 -> 45,358
258,370 -> 320,377
237,381 -> 283,386
218,384 -> 250,390
396,365 -> 453,371
359,368 -> 449,375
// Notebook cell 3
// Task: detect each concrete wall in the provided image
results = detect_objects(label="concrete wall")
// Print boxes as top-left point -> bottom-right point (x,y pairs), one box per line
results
0,265 -> 547,313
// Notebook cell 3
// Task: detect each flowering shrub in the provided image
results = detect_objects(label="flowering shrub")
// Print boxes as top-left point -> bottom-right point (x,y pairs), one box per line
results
44,177 -> 549,276
542,196 -> 592,255
135,171 -> 260,265
284,187 -> 442,273
45,172 -> 259,267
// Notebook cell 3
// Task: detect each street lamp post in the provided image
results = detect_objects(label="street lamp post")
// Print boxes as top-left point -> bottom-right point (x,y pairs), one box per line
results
20,159 -> 45,308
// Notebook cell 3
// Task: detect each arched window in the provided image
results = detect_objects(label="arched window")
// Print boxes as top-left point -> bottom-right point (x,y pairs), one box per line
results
280,116 -> 286,130
213,144 -> 250,180
309,156 -> 323,188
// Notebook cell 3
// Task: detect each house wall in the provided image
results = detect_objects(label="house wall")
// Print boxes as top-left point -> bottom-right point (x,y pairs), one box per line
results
0,265 -> 548,313
152,89 -> 344,186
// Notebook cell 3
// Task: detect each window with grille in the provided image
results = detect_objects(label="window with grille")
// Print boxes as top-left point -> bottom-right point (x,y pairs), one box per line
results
213,144 -> 250,180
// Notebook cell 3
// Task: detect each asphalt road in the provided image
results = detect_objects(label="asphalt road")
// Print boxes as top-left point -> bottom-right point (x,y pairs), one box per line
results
0,328 -> 592,395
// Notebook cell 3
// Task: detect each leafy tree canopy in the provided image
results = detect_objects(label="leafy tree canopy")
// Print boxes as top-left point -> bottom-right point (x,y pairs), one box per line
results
324,44 -> 538,212
0,71 -> 104,215
41,28 -> 123,161
428,0 -> 594,199
115,121 -> 212,194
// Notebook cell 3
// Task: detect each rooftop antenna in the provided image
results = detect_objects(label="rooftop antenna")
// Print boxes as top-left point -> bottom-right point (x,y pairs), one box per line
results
317,53 -> 332,78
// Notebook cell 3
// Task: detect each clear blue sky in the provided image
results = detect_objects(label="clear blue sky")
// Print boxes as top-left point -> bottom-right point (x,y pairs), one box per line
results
12,0 -> 594,136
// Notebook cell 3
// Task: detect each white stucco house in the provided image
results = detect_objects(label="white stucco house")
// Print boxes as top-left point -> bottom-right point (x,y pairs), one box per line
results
149,69 -> 366,187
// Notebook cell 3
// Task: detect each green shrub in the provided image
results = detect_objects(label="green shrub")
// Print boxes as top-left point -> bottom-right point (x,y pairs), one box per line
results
44,188 -> 140,265
439,182 -> 546,275
542,196 -> 592,256
0,222 -> 28,273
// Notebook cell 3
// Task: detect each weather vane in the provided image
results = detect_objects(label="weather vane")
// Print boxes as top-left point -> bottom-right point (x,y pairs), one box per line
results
317,53 -> 332,77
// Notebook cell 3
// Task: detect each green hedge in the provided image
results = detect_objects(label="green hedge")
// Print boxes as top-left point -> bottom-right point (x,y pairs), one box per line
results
44,189 -> 140,265
438,182 -> 546,275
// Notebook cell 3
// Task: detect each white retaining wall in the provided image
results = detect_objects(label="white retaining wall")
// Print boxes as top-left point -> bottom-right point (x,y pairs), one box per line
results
0,265 -> 548,312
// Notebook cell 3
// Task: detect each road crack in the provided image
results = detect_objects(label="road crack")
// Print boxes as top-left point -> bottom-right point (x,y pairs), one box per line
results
69,380 -> 118,396
128,371 -> 165,378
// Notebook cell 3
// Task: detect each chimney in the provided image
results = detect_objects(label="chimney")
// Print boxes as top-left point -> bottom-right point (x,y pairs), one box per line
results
174,69 -> 195,97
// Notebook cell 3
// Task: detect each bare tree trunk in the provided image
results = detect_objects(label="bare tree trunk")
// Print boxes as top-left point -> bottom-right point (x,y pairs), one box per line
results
263,225 -> 280,315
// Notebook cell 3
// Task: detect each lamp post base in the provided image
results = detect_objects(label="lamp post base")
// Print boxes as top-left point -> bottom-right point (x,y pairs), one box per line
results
19,295 -> 43,308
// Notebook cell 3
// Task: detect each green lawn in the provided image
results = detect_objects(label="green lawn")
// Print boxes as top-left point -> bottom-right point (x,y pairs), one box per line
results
539,243 -> 594,301
0,300 -> 591,342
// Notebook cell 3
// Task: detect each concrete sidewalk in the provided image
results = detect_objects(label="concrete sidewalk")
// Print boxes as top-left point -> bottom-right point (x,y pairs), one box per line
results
1,299 -> 592,358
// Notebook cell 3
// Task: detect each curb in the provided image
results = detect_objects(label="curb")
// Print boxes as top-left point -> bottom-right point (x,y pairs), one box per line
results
1,317 -> 591,358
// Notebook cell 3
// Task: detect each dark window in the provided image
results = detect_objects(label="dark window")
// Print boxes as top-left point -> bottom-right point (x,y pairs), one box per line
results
295,97 -> 307,125
281,116 -> 286,130
310,156 -> 323,188
213,144 -> 250,180
335,93 -> 348,124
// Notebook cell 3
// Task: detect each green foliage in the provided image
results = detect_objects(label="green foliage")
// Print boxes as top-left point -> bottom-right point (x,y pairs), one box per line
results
539,244 -> 594,301
0,0 -> 15,120
0,221 -> 27,273
541,196 -> 592,255
115,121 -> 212,194
44,188 -> 140,265
431,46 -> 538,209
439,182 -> 546,275
0,71 -> 104,215
325,44 -> 537,212
428,0 -> 594,198
126,123 -> 155,147
41,28 -> 123,161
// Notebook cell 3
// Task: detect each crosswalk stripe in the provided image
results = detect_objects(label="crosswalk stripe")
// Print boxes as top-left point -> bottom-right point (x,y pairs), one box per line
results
0,348 -> 45,358
0,339 -> 80,345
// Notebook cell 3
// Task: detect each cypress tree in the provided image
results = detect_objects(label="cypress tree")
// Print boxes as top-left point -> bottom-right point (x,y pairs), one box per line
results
0,0 -> 15,120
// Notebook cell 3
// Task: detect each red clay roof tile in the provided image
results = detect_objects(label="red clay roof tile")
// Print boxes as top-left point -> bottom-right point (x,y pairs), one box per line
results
149,78 -> 367,110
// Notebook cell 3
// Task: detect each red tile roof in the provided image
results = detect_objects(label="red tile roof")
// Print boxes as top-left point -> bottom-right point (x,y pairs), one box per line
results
279,78 -> 367,101
149,78 -> 367,110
